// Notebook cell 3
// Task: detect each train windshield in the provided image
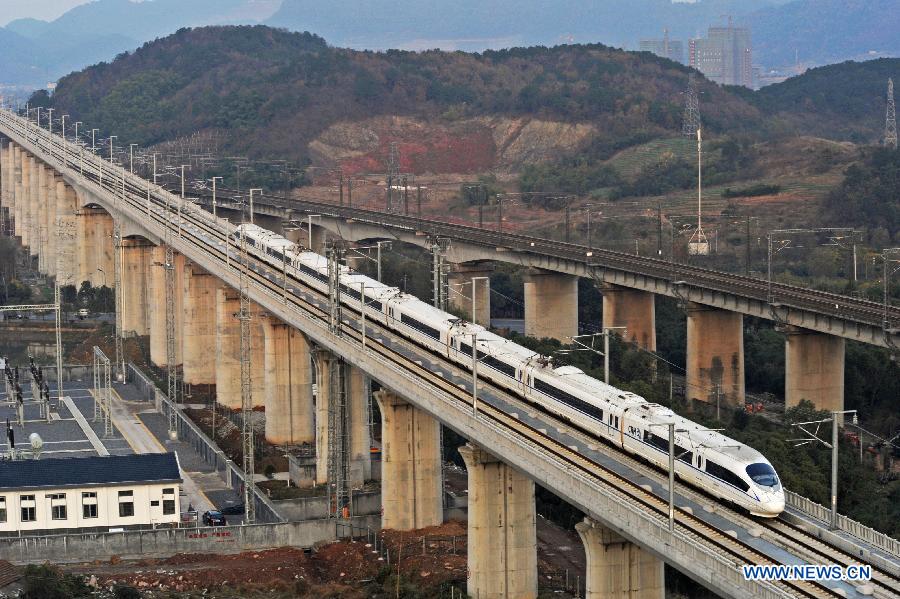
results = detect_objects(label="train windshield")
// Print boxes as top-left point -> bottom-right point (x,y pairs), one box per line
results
746,463 -> 779,488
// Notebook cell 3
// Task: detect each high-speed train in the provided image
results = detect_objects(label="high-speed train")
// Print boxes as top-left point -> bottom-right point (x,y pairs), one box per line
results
233,223 -> 785,517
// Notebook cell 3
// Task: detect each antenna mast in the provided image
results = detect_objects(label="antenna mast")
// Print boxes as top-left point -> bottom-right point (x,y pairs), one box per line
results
688,128 -> 709,255
682,74 -> 701,138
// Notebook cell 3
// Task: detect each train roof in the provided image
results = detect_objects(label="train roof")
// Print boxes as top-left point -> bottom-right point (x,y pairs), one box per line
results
633,403 -> 765,465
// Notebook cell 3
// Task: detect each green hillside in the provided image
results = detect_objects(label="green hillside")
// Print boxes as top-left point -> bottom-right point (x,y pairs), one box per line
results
46,25 -> 764,166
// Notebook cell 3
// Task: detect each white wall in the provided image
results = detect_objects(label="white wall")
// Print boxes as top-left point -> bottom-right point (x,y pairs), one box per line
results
0,482 -> 181,533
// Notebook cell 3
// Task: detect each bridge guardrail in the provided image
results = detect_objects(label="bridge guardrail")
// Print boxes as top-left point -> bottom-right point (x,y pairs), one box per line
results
785,490 -> 900,558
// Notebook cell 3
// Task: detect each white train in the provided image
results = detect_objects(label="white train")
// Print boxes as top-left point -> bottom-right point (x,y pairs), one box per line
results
233,223 -> 785,517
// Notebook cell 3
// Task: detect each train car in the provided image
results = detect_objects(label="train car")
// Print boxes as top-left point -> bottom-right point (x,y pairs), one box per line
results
230,223 -> 785,517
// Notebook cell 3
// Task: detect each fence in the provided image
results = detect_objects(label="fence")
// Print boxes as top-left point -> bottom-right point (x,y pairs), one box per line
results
785,490 -> 900,558
127,363 -> 284,524
1,516 -> 379,565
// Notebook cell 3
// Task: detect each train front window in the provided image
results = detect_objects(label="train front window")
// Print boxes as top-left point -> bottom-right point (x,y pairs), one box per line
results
746,463 -> 779,488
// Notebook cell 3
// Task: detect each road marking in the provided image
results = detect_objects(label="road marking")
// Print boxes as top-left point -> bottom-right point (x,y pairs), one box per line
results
62,395 -> 109,456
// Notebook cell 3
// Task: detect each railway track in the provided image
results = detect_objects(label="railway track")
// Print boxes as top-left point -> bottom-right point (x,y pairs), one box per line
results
6,113 -> 898,598
243,193 -> 897,328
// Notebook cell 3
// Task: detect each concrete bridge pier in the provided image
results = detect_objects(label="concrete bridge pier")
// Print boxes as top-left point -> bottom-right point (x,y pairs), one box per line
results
374,389 -> 443,530
18,151 -> 30,247
182,265 -> 219,386
261,317 -> 315,445
785,326 -> 845,413
77,207 -> 115,289
12,146 -> 23,240
686,303 -> 744,408
149,246 -> 184,368
214,287 -> 242,409
56,182 -> 79,285
27,155 -> 38,257
575,518 -> 664,599
347,365 -> 372,486
44,173 -> 60,279
313,352 -> 371,486
524,268 -> 578,342
121,239 -> 154,336
601,283 -> 656,351
0,142 -> 8,220
313,350 -> 335,486
36,164 -> 49,272
0,140 -> 13,235
448,262 -> 492,326
459,443 -> 537,599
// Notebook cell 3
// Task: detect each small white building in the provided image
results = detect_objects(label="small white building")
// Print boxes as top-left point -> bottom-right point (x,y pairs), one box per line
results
0,453 -> 182,535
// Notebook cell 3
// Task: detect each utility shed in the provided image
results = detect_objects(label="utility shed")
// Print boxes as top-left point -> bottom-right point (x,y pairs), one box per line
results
0,453 -> 182,535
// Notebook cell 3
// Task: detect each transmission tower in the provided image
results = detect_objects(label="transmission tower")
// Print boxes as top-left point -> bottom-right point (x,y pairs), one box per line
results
237,228 -> 256,523
324,244 -> 350,518
886,78 -> 898,150
113,220 -> 125,381
326,244 -> 345,334
164,245 -> 178,435
682,74 -> 701,137
113,172 -> 126,381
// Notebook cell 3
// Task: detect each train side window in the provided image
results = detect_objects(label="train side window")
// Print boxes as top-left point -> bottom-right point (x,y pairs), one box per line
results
614,416 -> 619,429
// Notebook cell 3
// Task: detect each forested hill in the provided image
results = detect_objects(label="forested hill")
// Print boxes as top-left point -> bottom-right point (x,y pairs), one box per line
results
46,26 -> 763,166
748,58 -> 900,143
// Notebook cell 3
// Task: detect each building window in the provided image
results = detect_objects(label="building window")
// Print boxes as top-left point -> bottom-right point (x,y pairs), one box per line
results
162,487 -> 176,515
150,500 -> 159,507
82,492 -> 98,519
20,495 -> 36,522
0,497 -> 6,523
48,493 -> 67,520
118,490 -> 134,518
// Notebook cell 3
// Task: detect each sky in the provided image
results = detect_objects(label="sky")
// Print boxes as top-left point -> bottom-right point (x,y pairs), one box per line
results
0,0 -> 90,26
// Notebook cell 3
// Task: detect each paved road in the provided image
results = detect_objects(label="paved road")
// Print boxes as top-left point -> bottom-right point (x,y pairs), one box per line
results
106,385 -> 215,514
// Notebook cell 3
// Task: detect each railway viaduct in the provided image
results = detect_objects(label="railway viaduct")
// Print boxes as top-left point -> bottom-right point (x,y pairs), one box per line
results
202,187 -> 900,416
1,109 -> 898,599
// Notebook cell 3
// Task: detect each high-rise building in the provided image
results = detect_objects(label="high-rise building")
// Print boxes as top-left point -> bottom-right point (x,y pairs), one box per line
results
689,23 -> 753,88
639,29 -> 684,64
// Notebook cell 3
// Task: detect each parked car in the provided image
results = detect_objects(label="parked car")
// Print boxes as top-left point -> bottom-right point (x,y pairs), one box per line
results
202,510 -> 227,526
77,308 -> 89,319
219,503 -> 245,516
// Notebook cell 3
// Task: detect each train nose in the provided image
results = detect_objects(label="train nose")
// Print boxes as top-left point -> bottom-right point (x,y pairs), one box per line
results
762,490 -> 785,515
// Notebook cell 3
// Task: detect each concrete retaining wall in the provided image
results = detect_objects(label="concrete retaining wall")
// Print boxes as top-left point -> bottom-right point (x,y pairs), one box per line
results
1,516 -> 379,565
274,490 -> 381,522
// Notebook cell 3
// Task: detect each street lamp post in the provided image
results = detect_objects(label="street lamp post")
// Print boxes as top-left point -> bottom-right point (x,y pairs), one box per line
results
210,176 -> 223,218
471,332 -> 479,415
375,240 -> 391,282
129,144 -> 138,174
90,129 -> 99,153
60,115 -> 69,167
649,422 -> 686,532
791,409 -> 857,529
249,188 -> 262,225
108,135 -> 117,163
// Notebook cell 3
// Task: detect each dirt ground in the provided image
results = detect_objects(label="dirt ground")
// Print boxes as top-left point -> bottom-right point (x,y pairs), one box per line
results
63,515 -> 584,598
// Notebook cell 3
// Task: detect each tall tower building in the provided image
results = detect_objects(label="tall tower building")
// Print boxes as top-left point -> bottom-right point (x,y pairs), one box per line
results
689,22 -> 753,88
639,29 -> 685,64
